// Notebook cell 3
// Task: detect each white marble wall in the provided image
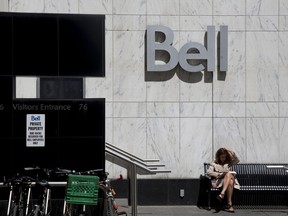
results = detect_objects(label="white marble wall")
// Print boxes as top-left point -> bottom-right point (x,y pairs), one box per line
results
10,0 -> 288,179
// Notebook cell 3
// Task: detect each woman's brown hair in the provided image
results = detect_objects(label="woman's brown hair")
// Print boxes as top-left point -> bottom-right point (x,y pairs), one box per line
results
215,148 -> 232,164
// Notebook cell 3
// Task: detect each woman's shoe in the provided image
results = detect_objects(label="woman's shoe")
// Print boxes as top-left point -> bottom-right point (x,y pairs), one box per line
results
216,193 -> 224,202
225,204 -> 235,213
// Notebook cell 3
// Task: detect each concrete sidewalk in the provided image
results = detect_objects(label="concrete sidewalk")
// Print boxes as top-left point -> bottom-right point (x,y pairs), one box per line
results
120,206 -> 288,216
115,199 -> 288,216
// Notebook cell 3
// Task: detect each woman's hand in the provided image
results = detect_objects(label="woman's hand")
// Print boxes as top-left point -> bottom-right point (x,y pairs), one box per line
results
216,173 -> 222,179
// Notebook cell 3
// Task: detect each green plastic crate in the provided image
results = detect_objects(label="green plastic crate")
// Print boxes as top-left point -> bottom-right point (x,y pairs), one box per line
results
65,174 -> 99,205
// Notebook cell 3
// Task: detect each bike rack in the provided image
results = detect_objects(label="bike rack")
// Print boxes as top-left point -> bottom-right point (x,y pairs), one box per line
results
0,143 -> 170,216
105,142 -> 171,216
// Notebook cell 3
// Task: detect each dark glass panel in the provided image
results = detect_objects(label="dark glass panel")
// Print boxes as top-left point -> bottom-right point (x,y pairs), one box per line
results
13,13 -> 58,76
59,15 -> 105,76
58,99 -> 105,137
0,14 -> 12,76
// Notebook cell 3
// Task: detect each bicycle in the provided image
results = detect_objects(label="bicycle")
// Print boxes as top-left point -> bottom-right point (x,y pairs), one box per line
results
60,168 -> 127,216
99,173 -> 127,216
60,168 -> 102,216
24,167 -> 53,216
5,174 -> 35,216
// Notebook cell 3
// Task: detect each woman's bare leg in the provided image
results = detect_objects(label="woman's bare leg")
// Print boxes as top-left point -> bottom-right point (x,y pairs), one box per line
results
218,173 -> 235,211
220,172 -> 234,196
226,179 -> 235,211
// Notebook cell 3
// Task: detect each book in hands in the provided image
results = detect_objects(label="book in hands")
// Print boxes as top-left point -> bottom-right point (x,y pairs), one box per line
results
218,171 -> 237,179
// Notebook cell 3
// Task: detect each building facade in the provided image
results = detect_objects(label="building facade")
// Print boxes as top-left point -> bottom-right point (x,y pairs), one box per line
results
3,0 -> 288,183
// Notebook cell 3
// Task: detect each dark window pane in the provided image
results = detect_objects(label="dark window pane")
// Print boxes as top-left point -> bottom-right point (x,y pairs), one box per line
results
58,99 -> 105,137
12,138 -> 58,175
0,138 -> 12,179
58,137 -> 104,171
0,77 -> 12,137
59,15 -> 105,76
13,14 -> 58,76
40,77 -> 83,99
0,76 -> 12,102
0,14 -> 12,76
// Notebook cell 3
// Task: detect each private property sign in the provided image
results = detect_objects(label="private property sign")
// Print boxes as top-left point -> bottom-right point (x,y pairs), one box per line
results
26,114 -> 45,147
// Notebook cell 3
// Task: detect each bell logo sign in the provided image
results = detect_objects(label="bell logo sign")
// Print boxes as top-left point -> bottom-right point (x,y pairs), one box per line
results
146,25 -> 228,73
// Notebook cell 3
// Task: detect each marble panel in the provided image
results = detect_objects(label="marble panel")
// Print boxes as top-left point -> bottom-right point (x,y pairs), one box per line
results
180,118 -> 212,178
246,32 -> 278,101
213,118 -> 246,162
114,118 -> 146,158
147,0 -> 179,15
279,32 -> 288,101
147,16 -> 179,31
213,0 -> 245,16
180,102 -> 212,118
113,15 -> 146,31
279,118 -> 288,161
213,32 -> 245,101
246,102 -> 278,117
213,16 -> 245,31
213,103 -> 245,117
246,16 -> 278,31
280,0 -> 288,15
147,102 -> 179,118
0,0 -> 8,11
79,0 -> 112,14
44,0 -> 78,13
180,0 -> 212,16
247,118 -> 279,163
247,0 -> 278,15
113,102 -> 146,117
180,16 -> 212,31
113,0 -> 146,15
9,0 -> 44,12
113,31 -> 146,101
147,118 -> 179,178
279,16 -> 288,31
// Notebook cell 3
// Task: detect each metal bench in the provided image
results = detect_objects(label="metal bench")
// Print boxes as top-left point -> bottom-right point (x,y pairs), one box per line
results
201,163 -> 288,209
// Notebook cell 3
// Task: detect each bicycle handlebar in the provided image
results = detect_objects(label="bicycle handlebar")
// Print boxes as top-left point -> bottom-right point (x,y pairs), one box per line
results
24,167 -> 41,171
4,175 -> 36,185
24,167 -> 55,175
54,168 -> 104,176
99,174 -> 123,184
112,174 -> 123,182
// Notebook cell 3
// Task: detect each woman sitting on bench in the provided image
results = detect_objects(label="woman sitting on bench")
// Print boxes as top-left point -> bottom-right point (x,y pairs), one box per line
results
207,147 -> 240,213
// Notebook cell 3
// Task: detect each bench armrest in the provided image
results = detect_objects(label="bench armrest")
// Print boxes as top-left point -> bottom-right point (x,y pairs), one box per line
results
201,174 -> 211,180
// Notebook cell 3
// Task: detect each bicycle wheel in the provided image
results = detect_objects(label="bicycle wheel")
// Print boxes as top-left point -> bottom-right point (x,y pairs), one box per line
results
18,190 -> 25,216
9,203 -> 18,216
42,192 -> 51,216
33,205 -> 40,216
63,203 -> 74,216
106,198 -> 118,216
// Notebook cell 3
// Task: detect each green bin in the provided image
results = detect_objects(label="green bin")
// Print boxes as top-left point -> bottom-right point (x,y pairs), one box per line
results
65,174 -> 99,205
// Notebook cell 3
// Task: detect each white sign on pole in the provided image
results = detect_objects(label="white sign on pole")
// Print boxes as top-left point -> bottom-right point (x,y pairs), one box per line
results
26,114 -> 45,147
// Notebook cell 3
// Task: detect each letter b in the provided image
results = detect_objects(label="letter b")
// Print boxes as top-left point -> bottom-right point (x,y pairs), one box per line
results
146,25 -> 178,71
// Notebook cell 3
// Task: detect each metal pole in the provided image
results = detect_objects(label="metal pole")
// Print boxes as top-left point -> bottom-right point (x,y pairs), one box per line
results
130,164 -> 137,216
